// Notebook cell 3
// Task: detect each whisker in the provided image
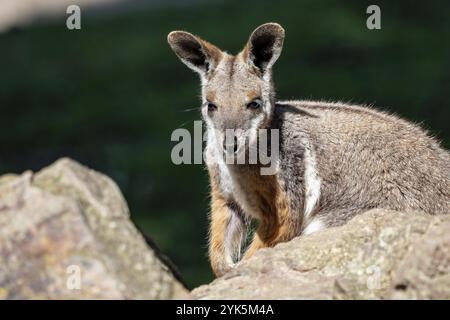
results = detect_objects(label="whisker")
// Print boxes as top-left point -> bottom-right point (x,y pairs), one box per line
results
180,106 -> 201,112
176,120 -> 192,128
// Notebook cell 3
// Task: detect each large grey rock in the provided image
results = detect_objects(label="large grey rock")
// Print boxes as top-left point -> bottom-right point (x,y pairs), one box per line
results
192,209 -> 450,299
0,158 -> 188,299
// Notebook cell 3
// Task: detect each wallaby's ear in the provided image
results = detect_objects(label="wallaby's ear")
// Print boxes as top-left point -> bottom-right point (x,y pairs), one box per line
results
167,31 -> 222,75
244,23 -> 285,74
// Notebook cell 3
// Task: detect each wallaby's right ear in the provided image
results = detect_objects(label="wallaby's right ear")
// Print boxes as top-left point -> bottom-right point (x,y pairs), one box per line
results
167,31 -> 222,75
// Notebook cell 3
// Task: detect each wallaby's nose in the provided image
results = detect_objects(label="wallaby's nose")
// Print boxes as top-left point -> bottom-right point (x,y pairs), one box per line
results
223,135 -> 239,154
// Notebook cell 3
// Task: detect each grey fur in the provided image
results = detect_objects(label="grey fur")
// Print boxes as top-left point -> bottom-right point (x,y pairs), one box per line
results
274,100 -> 450,228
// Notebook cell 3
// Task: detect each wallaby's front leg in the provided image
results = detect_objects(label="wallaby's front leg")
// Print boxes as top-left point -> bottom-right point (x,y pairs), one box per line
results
242,232 -> 265,259
243,212 -> 300,260
209,190 -> 247,277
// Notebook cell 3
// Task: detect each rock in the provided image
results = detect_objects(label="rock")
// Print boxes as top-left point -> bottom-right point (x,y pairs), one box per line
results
388,218 -> 450,299
192,209 -> 450,299
0,158 -> 188,299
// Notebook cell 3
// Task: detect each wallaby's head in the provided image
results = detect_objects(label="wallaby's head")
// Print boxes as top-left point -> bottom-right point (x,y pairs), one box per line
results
168,23 -> 285,154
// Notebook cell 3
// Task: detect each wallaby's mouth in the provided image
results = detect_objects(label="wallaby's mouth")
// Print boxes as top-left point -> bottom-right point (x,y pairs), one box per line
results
221,134 -> 257,165
223,135 -> 239,154
222,139 -> 245,157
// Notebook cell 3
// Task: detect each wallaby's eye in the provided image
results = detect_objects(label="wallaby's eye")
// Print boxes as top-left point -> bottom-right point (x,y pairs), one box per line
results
207,103 -> 217,112
247,99 -> 262,110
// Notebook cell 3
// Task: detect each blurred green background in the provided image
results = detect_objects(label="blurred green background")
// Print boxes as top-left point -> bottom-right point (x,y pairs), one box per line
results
1,0 -> 449,288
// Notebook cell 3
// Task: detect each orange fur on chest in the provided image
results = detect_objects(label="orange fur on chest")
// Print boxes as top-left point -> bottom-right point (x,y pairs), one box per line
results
247,173 -> 294,245
211,165 -> 295,246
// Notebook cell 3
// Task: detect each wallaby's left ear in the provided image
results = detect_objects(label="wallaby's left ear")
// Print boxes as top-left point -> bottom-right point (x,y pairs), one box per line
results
244,23 -> 285,74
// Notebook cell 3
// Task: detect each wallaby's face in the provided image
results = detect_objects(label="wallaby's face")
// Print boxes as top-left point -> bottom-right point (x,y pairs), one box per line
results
168,23 -> 284,155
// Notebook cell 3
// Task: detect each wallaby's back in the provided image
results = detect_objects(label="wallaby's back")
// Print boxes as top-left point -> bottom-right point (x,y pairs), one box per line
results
276,100 -> 450,227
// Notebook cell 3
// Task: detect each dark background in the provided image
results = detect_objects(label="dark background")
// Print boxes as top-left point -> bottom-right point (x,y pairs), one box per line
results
1,0 -> 449,288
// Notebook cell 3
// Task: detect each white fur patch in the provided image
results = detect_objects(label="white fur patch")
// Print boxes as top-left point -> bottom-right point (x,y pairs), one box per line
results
301,136 -> 321,219
302,217 -> 324,236
224,212 -> 245,264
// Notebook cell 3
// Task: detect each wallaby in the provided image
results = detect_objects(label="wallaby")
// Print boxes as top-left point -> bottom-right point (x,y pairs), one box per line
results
167,23 -> 450,277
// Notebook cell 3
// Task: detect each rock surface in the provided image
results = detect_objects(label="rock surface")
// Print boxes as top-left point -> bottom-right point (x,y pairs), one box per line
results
0,158 -> 188,299
192,209 -> 450,299
1,158 -> 448,300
